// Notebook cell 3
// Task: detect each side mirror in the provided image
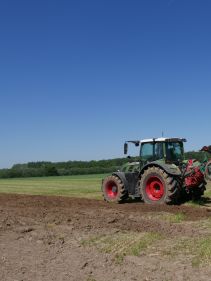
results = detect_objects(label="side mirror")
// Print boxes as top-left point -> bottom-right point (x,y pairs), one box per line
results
124,143 -> 128,155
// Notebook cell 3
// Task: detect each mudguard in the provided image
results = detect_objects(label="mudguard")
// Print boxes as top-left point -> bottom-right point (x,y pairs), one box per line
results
140,161 -> 182,177
112,172 -> 128,189
112,171 -> 139,195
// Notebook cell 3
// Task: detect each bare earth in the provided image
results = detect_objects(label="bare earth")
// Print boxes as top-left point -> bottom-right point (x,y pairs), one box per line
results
0,194 -> 211,281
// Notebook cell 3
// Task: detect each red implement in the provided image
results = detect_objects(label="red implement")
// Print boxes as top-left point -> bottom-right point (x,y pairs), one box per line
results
185,159 -> 204,188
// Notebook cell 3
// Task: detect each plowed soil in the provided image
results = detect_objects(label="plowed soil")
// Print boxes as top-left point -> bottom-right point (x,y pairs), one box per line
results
1,194 -> 211,281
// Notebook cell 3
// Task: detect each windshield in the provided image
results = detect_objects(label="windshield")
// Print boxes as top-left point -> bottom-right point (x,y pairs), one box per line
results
140,143 -> 154,161
140,142 -> 164,162
165,142 -> 183,161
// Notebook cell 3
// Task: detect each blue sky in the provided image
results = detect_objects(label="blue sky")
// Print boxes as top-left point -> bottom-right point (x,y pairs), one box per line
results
0,0 -> 211,168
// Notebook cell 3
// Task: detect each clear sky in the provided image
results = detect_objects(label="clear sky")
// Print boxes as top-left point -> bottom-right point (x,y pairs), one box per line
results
0,0 -> 211,168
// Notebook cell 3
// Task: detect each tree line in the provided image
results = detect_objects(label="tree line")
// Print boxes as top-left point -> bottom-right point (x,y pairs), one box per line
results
0,158 -> 129,178
0,151 -> 209,179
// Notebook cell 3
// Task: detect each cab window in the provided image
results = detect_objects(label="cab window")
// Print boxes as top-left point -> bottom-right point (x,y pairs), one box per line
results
166,142 -> 183,161
140,143 -> 154,161
154,142 -> 164,160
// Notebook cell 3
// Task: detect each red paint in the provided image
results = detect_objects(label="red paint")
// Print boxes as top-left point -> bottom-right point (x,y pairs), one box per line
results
146,176 -> 164,201
185,159 -> 204,188
105,181 -> 118,198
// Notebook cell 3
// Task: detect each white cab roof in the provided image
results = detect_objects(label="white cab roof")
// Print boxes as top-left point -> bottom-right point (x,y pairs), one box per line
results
140,137 -> 186,143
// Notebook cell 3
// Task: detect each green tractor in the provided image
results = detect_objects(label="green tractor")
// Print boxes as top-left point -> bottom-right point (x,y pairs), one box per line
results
102,138 -> 207,204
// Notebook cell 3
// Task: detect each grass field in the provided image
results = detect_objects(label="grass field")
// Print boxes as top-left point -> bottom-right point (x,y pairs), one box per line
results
0,174 -> 106,199
0,174 -> 210,202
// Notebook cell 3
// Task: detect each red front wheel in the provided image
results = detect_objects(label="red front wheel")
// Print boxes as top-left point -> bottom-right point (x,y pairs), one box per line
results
102,175 -> 128,203
105,180 -> 118,199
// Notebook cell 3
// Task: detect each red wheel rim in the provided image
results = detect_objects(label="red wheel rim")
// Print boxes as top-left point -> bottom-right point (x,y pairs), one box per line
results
146,176 -> 164,201
105,181 -> 118,198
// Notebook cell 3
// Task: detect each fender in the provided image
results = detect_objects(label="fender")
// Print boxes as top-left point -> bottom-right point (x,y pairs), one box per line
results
112,172 -> 129,190
140,161 -> 182,177
112,171 -> 139,195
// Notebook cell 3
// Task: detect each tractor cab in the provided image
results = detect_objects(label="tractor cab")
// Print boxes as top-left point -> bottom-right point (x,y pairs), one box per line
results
140,138 -> 186,165
124,138 -> 186,167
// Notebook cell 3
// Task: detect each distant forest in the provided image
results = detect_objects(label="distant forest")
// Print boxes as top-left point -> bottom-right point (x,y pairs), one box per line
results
0,151 -> 208,179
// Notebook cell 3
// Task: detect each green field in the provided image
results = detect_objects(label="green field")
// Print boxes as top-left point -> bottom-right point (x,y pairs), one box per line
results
0,174 -> 106,200
0,174 -> 210,202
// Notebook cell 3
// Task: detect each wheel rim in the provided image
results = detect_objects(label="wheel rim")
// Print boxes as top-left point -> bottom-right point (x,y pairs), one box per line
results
145,176 -> 164,201
105,181 -> 118,198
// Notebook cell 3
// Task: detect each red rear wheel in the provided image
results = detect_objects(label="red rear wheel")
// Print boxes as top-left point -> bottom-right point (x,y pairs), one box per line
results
146,176 -> 164,201
140,167 -> 179,204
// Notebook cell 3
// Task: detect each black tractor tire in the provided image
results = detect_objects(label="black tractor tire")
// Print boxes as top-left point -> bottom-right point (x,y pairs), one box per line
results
139,166 -> 180,204
102,175 -> 128,203
205,161 -> 211,181
192,183 -> 206,201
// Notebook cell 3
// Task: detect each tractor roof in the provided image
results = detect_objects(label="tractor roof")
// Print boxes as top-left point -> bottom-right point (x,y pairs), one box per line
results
140,137 -> 186,143
126,138 -> 186,146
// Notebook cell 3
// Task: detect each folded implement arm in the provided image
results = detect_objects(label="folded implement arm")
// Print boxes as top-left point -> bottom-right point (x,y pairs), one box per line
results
200,146 -> 211,154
